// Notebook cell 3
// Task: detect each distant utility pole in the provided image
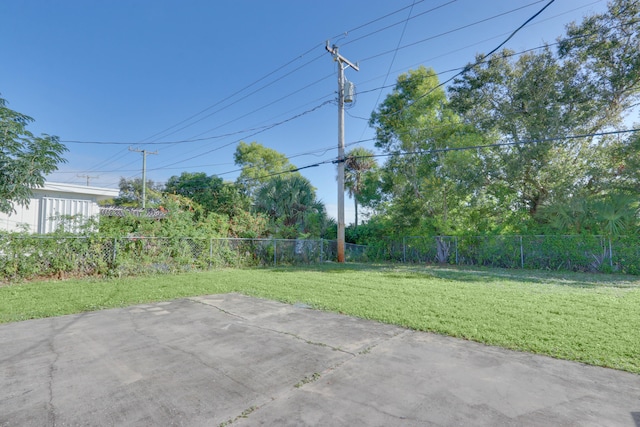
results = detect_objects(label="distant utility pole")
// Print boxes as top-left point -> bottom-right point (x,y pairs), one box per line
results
77,174 -> 99,186
326,41 -> 359,263
129,147 -> 158,209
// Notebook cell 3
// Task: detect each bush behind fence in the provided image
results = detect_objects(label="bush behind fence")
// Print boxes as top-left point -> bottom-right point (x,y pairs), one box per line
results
393,235 -> 639,275
1,234 -> 638,281
0,236 -> 368,281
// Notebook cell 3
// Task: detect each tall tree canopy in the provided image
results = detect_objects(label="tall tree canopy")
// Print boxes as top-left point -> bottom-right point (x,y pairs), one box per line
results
448,47 -> 597,219
447,0 -> 640,230
114,177 -> 164,207
0,96 -> 67,214
165,171 -> 250,217
254,175 -> 329,238
558,0 -> 640,129
233,141 -> 298,196
344,147 -> 378,227
369,66 -> 487,235
361,1 -> 640,240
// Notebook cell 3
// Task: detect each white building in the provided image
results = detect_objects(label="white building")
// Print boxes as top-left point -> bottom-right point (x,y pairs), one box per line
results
0,182 -> 119,233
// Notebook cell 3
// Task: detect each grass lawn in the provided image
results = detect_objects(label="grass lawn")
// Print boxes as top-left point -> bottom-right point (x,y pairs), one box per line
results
1,264 -> 639,374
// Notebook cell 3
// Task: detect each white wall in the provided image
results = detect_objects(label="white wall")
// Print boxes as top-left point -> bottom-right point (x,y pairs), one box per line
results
0,183 -> 118,234
0,199 -> 41,232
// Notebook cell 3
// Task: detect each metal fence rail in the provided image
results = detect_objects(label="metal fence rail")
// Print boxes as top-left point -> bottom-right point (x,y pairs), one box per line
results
397,235 -> 639,274
1,234 -> 638,281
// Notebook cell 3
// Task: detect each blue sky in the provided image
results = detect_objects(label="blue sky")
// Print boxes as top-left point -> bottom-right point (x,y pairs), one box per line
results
1,0 -> 610,224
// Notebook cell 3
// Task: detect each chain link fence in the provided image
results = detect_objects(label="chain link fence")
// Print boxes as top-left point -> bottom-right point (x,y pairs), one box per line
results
2,234 -> 638,281
392,235 -> 639,275
0,236 -> 369,281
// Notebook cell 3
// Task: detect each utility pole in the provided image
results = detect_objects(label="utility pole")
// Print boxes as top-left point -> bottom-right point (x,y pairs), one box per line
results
326,41 -> 359,263
129,147 -> 158,208
77,174 -> 98,186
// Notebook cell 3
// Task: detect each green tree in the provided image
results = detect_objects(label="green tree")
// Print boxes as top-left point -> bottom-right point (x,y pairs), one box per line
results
449,48 -> 599,222
344,147 -> 378,227
0,96 -> 67,214
165,171 -> 250,217
233,141 -> 298,196
254,175 -> 328,238
558,0 -> 640,130
113,177 -> 164,207
611,132 -> 640,195
447,0 -> 640,230
369,66 -> 486,235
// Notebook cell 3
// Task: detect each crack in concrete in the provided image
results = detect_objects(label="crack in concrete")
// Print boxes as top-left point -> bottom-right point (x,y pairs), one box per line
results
252,325 -> 357,357
46,323 -> 59,427
193,298 -> 362,356
129,298 -> 412,425
190,298 -> 248,321
126,309 -> 256,394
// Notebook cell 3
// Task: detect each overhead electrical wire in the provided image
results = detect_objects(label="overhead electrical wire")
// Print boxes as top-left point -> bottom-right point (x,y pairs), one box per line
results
347,128 -> 640,161
146,127 -> 640,194
152,100 -> 334,171
62,0 -> 559,147
341,0 -> 458,48
62,1 -> 458,150
65,0 -> 601,187
359,0 -> 551,63
382,0 -> 558,120
149,128 -> 639,193
135,0 -> 445,146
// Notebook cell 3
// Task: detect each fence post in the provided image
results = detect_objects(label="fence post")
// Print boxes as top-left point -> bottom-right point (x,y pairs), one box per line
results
455,236 -> 459,265
403,237 -> 406,263
273,238 -> 277,267
609,237 -> 613,269
320,239 -> 324,263
209,238 -> 213,269
520,235 -> 524,268
112,237 -> 118,266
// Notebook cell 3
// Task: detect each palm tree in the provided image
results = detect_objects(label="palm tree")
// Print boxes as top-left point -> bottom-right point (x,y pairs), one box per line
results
344,147 -> 377,227
254,175 -> 326,237
593,194 -> 637,237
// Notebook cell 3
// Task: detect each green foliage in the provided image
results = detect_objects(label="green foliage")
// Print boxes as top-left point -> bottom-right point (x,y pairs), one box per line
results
113,177 -> 164,207
558,0 -> 640,129
369,66 -> 488,236
254,175 -> 330,238
449,48 -> 598,220
0,226 -> 114,281
165,171 -> 250,217
361,2 -> 640,237
0,95 -> 68,214
233,141 -> 298,196
536,193 -> 638,236
344,147 -> 378,226
100,191 -> 268,240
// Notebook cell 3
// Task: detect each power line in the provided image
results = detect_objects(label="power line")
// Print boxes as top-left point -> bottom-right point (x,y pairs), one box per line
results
59,1 -> 559,150
146,128 -> 640,195
152,100 -> 334,171
330,0 -> 427,40
133,1 -> 445,145
351,128 -> 640,161
341,0 -> 458,49
381,0 -> 557,120
63,0 -> 602,187
359,0 -> 549,63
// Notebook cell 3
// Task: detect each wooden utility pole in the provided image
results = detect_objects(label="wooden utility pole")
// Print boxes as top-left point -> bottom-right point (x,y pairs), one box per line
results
77,174 -> 98,186
129,147 -> 158,208
326,41 -> 359,263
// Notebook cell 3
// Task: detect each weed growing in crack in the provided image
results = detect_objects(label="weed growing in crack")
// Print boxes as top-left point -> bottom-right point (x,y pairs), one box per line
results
294,372 -> 321,388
